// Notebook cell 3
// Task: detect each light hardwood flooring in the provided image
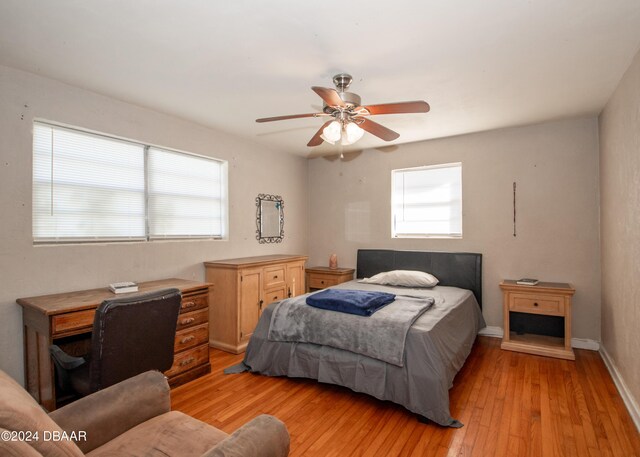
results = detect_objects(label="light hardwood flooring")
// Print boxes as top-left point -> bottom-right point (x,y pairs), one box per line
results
171,337 -> 640,456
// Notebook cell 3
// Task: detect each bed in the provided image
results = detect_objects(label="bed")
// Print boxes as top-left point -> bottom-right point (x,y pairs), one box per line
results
234,249 -> 486,427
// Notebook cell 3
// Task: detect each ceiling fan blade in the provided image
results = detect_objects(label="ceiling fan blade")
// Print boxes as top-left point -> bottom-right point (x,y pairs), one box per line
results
307,120 -> 333,147
256,113 -> 323,123
358,118 -> 400,141
363,101 -> 430,115
311,86 -> 345,108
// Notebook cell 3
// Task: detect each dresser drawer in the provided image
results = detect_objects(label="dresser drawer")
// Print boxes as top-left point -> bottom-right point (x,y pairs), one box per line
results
52,310 -> 95,336
308,276 -> 339,289
264,287 -> 286,306
264,266 -> 286,288
180,293 -> 208,313
165,344 -> 209,378
176,308 -> 208,331
174,323 -> 209,352
509,293 -> 564,315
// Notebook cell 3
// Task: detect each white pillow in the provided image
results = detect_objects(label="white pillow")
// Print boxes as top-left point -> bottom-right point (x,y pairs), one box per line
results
359,270 -> 439,288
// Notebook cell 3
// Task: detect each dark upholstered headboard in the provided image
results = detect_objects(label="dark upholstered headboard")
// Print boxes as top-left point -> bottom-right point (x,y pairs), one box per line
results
356,249 -> 483,308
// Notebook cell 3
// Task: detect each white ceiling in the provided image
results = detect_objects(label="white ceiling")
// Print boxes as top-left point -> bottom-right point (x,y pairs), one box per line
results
1,1 -> 640,157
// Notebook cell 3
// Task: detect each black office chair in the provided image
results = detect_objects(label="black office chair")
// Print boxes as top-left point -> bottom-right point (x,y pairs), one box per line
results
50,288 -> 181,397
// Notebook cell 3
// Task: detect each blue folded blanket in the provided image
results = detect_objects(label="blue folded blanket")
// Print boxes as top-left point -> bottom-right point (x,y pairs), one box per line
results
306,289 -> 396,316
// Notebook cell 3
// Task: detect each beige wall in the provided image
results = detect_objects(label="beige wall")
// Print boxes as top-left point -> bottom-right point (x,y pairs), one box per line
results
308,117 -> 601,339
0,65 -> 309,384
599,47 -> 640,407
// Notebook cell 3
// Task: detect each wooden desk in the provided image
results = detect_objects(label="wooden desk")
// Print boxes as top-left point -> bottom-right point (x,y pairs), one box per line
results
17,278 -> 212,411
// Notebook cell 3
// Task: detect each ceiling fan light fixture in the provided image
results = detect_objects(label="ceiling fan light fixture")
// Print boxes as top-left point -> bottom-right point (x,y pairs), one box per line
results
321,120 -> 341,144
344,122 -> 364,145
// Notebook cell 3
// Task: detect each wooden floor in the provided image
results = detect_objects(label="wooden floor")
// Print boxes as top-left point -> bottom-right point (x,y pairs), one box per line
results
171,337 -> 640,456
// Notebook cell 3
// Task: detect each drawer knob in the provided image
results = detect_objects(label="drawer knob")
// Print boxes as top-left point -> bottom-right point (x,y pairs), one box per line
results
179,357 -> 195,367
181,317 -> 195,325
273,296 -> 278,300
534,302 -> 539,307
180,335 -> 196,344
321,280 -> 324,284
183,301 -> 196,308
274,275 -> 278,279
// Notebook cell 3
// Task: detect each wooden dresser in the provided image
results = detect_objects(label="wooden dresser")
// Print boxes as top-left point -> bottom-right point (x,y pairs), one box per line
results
204,254 -> 307,353
500,280 -> 575,360
17,278 -> 212,411
306,266 -> 355,292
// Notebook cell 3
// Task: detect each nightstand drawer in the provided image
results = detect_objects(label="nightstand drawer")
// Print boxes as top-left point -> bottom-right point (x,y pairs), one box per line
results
509,293 -> 564,315
309,276 -> 339,289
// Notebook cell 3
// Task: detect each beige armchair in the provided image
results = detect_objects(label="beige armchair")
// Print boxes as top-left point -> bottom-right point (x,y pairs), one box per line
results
0,369 -> 289,457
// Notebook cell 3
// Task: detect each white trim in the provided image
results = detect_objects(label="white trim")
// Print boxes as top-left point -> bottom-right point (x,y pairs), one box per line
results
478,326 -> 503,338
599,345 -> 640,433
477,326 -> 600,351
571,338 -> 600,351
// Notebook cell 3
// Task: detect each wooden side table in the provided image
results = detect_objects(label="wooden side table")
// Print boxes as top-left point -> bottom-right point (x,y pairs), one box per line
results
306,266 -> 355,292
499,280 -> 576,360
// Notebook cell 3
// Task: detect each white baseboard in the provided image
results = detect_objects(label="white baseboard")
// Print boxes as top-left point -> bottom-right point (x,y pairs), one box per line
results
478,326 -> 503,338
599,345 -> 640,433
571,338 -> 600,351
478,326 -> 600,351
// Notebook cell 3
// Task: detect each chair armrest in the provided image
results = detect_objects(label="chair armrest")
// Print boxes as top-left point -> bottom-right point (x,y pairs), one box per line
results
49,370 -> 170,454
202,415 -> 290,457
49,345 -> 86,370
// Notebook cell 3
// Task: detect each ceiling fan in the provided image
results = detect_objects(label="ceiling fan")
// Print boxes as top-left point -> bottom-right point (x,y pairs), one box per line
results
256,73 -> 430,147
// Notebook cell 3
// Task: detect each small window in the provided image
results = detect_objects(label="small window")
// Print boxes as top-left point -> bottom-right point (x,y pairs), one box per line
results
391,162 -> 462,238
32,122 -> 227,243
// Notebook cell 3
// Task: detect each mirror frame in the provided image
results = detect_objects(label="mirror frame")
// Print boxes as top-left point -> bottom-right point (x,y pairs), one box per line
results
256,193 -> 284,243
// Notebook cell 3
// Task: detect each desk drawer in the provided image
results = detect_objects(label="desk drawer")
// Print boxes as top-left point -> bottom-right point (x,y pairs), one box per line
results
176,308 -> 208,331
509,293 -> 564,315
180,294 -> 208,313
174,323 -> 209,352
165,344 -> 209,378
308,276 -> 339,290
52,310 -> 95,335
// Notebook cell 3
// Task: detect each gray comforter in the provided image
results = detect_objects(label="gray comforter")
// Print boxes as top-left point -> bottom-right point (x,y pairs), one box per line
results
268,291 -> 434,366
241,281 -> 486,427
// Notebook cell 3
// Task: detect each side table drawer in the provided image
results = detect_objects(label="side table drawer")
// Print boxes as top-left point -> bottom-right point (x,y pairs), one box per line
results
509,293 -> 564,315
309,276 -> 339,289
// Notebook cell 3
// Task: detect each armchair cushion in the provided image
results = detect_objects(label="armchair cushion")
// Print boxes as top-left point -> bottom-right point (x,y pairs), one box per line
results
204,415 -> 290,457
50,370 -> 170,454
86,411 -> 228,457
0,370 -> 83,457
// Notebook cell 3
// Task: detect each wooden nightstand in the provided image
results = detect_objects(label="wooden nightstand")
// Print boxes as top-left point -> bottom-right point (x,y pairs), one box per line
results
306,266 -> 355,292
500,280 -> 576,360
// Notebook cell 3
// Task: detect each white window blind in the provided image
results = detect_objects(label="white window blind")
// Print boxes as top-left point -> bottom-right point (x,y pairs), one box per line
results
32,122 -> 227,243
392,162 -> 462,238
33,123 -> 146,242
148,147 -> 224,239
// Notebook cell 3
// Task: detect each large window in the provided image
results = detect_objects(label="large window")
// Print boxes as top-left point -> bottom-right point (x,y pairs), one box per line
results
33,122 -> 227,243
391,162 -> 462,238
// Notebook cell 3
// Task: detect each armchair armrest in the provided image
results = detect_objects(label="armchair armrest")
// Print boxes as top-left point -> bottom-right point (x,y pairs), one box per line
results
49,370 -> 170,454
203,415 -> 290,457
